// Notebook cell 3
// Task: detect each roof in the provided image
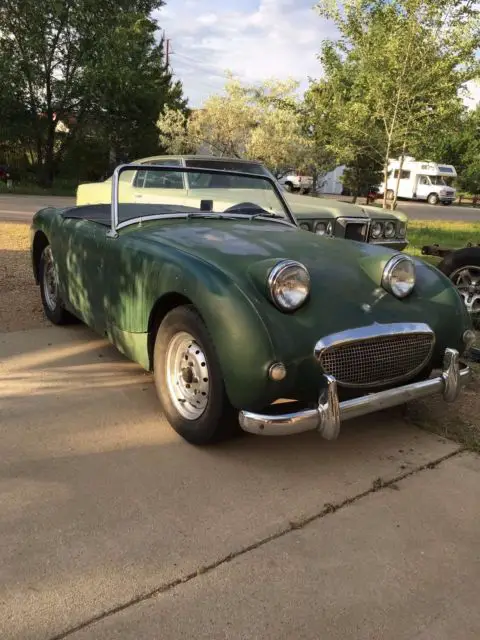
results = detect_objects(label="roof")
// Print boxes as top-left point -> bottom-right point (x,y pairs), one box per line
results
133,155 -> 264,165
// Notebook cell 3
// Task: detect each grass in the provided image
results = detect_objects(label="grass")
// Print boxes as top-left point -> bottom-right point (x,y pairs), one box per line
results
405,219 -> 480,264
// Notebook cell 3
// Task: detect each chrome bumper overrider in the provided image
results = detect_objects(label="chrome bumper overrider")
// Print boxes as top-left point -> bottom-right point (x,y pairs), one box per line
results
239,348 -> 471,440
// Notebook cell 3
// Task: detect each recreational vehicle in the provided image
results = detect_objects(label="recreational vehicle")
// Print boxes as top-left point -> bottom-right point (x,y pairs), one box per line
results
379,157 -> 457,205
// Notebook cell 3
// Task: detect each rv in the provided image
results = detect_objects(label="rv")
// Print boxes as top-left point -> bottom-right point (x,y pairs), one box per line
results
379,157 -> 457,205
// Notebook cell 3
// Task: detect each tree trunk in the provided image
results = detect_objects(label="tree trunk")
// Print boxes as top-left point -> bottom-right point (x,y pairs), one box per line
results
41,118 -> 56,188
382,137 -> 393,210
392,145 -> 407,211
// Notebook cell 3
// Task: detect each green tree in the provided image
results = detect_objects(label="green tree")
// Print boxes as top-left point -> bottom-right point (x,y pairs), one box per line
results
157,76 -> 315,174
0,0 -> 186,185
314,0 -> 480,209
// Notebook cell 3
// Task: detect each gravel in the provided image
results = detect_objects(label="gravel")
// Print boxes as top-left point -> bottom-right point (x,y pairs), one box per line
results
0,222 -> 51,332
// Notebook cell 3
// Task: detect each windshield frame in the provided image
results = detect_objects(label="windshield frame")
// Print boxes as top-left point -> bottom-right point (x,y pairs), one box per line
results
108,163 -> 296,235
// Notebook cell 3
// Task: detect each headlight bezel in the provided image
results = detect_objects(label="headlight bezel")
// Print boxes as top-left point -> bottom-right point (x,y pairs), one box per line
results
384,221 -> 396,238
314,221 -> 327,235
381,254 -> 416,299
267,260 -> 311,311
299,222 -> 310,231
371,221 -> 383,238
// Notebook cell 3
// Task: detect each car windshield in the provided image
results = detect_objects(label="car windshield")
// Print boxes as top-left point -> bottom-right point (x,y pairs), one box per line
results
115,166 -> 290,227
428,176 -> 448,186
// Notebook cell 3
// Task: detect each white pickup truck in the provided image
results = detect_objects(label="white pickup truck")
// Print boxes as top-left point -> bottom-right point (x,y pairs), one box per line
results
277,169 -> 314,194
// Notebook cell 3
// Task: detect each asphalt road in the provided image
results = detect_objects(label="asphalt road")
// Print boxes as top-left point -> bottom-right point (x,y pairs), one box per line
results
1,324 -> 479,639
0,193 -> 479,224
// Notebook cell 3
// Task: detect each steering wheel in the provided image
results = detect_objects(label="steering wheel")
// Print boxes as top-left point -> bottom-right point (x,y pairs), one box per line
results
224,202 -> 269,215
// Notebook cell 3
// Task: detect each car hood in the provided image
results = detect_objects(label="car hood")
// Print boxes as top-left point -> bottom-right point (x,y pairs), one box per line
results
287,194 -> 407,223
285,193 -> 369,219
130,218 -> 455,318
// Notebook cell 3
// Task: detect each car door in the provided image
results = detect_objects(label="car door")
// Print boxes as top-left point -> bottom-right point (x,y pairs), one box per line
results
129,159 -> 189,207
416,175 -> 431,200
55,217 -> 107,333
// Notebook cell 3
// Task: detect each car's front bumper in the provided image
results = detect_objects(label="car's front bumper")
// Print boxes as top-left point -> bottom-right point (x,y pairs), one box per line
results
239,348 -> 470,439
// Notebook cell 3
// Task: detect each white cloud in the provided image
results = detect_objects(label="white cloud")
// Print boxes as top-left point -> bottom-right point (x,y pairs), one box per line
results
153,0 -> 335,106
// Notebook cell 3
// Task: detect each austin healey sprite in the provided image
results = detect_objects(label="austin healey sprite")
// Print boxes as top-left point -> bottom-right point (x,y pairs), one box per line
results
31,165 -> 474,445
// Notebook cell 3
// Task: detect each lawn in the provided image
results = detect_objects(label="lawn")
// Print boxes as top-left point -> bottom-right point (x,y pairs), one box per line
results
405,219 -> 480,266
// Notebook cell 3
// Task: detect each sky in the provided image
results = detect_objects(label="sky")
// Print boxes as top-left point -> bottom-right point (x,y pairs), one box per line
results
153,0 -> 480,109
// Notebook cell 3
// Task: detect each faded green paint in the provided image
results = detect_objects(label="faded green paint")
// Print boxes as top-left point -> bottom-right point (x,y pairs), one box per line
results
31,208 -> 471,411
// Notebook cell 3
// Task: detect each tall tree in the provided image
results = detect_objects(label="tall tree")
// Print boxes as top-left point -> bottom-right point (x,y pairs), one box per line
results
157,76 -> 314,174
314,0 -> 480,208
0,0 -> 186,185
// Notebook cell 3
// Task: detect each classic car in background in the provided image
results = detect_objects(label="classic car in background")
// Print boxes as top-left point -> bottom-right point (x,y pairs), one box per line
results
32,164 -> 473,445
76,155 -> 409,250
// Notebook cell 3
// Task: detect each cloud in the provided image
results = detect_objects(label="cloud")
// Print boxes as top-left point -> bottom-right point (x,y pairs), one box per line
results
153,0 -> 335,106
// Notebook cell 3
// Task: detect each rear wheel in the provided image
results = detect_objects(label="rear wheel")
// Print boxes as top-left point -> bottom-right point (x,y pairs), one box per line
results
39,245 -> 76,325
153,305 -> 237,445
427,193 -> 439,205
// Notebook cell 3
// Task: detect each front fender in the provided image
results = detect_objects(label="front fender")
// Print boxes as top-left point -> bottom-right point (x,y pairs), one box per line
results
108,242 -> 281,410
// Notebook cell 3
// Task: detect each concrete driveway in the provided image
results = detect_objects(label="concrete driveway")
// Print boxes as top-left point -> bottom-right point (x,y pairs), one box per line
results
1,193 -> 478,223
1,325 -> 479,640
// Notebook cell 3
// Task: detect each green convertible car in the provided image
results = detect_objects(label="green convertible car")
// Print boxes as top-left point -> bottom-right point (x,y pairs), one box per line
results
31,164 -> 474,445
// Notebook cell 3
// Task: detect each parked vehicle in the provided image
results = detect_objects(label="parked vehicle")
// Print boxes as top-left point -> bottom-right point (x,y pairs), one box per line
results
77,155 -> 409,251
277,169 -> 314,194
32,164 -> 473,445
379,157 -> 457,205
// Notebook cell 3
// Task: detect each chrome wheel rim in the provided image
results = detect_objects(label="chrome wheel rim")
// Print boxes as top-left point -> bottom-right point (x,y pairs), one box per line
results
450,265 -> 480,329
166,331 -> 210,420
43,246 -> 58,311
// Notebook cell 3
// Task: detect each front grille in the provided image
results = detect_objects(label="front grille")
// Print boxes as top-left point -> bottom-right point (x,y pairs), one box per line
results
318,333 -> 434,388
345,222 -> 367,242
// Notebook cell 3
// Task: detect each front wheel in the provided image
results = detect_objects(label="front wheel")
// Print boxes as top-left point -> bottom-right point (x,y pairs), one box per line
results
427,193 -> 439,205
153,305 -> 237,445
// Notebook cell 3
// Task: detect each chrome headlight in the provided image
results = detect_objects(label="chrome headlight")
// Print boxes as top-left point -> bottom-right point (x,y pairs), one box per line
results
382,255 -> 416,298
268,260 -> 310,310
384,221 -> 396,238
299,222 -> 310,231
398,223 -> 407,238
371,221 -> 383,238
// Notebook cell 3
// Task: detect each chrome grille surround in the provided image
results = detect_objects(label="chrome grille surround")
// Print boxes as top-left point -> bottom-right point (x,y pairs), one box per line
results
314,322 -> 435,388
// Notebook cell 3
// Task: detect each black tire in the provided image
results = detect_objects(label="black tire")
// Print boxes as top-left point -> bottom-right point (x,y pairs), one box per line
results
284,182 -> 294,193
427,193 -> 439,205
39,245 -> 77,325
153,305 -> 237,445
438,247 -> 480,329
438,247 -> 480,278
